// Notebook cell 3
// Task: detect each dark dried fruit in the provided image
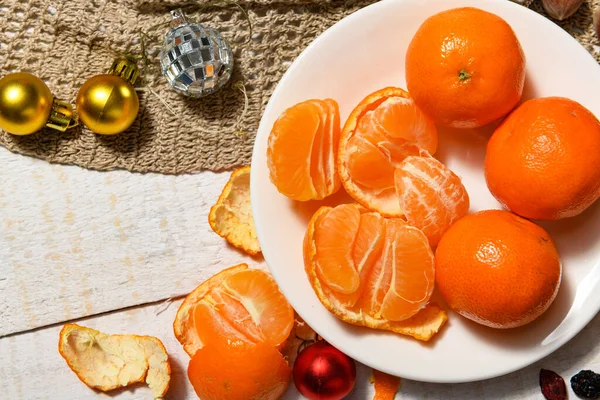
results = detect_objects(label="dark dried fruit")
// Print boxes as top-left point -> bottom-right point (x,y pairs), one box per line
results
540,369 -> 567,400
571,370 -> 600,399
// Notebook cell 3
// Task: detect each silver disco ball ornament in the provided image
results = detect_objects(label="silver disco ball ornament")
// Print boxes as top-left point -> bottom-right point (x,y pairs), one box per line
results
160,9 -> 234,98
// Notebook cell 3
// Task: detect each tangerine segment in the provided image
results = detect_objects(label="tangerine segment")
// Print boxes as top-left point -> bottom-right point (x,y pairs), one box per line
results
220,269 -> 295,346
267,98 -> 341,201
201,285 -> 265,344
191,300 -> 254,347
324,210 -> 387,309
174,264 -> 294,358
310,99 -> 342,198
188,340 -> 291,400
356,110 -> 425,165
345,134 -> 396,189
380,221 -> 435,321
303,205 -> 445,340
339,87 -> 438,217
395,154 -> 470,247
314,204 -> 361,294
347,212 -> 387,306
373,97 -> 437,151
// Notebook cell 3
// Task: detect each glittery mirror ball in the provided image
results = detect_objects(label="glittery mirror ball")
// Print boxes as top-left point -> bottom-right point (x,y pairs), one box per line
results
160,9 -> 234,98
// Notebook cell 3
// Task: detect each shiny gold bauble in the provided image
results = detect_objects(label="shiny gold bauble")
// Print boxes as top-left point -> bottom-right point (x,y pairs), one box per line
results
76,74 -> 139,135
0,72 -> 54,135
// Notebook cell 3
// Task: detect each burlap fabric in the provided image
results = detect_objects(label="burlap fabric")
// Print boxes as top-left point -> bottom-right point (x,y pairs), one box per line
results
0,0 -> 599,174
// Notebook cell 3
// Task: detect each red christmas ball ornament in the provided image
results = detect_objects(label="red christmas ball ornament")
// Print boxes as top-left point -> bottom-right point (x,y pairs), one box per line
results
293,341 -> 356,400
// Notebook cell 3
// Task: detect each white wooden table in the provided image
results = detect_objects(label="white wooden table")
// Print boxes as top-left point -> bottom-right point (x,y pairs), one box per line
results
1,146 -> 599,399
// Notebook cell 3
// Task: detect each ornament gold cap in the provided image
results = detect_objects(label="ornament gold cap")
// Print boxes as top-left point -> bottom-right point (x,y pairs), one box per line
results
46,99 -> 78,132
170,9 -> 189,28
108,58 -> 140,86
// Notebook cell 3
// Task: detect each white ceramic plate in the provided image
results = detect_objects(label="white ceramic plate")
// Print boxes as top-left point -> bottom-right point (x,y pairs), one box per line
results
251,0 -> 600,383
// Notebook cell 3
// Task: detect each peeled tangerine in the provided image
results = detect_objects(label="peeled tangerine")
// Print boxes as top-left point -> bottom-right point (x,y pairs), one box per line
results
304,204 -> 448,341
209,166 -> 261,255
58,324 -> 170,399
174,265 -> 295,400
338,87 -> 469,244
267,98 -> 341,201
173,264 -> 295,357
338,87 -> 438,217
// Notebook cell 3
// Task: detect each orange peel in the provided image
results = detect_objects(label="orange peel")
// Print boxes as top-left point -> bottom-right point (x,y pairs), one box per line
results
209,166 -> 261,255
304,206 -> 447,341
280,314 -> 318,366
372,370 -> 402,400
58,324 -> 170,399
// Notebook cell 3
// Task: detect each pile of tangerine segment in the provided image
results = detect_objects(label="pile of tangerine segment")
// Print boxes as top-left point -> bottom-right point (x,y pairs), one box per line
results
267,7 -> 600,339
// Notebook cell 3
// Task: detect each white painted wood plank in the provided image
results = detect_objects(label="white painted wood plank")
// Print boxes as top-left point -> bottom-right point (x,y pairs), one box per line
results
0,146 -> 263,336
0,298 -> 371,399
1,300 -> 599,399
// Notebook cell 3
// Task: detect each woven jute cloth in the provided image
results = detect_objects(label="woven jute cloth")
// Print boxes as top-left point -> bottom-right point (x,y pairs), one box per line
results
0,0 -> 599,174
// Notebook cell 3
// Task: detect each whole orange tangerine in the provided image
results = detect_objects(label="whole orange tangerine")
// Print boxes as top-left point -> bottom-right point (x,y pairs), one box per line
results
485,97 -> 600,220
188,340 -> 291,400
405,7 -> 525,128
435,210 -> 561,329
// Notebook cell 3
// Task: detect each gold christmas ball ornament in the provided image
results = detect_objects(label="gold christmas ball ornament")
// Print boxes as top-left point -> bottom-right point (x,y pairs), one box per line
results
0,72 -> 78,136
76,75 -> 139,135
76,59 -> 140,135
0,72 -> 53,135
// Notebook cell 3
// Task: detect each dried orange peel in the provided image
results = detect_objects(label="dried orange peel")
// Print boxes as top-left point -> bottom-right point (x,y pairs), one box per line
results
280,314 -> 318,366
303,205 -> 447,341
372,369 -> 402,400
209,166 -> 261,255
58,324 -> 170,399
